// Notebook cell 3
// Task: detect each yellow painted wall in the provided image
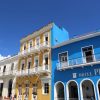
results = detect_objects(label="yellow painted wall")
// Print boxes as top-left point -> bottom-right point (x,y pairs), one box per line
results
16,75 -> 50,100
16,30 -> 51,100
18,50 -> 50,70
20,31 -> 50,52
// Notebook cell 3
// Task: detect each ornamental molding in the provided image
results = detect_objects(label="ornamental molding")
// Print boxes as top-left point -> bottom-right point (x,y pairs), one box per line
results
52,31 -> 100,49
0,55 -> 18,66
20,23 -> 53,44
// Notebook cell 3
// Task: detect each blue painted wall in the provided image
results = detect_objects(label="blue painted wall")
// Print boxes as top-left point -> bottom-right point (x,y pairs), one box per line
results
51,23 -> 69,46
51,35 -> 100,100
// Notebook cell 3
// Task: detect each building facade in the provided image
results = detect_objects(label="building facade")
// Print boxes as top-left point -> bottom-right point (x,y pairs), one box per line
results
15,23 -> 69,100
0,55 -> 18,99
51,31 -> 100,100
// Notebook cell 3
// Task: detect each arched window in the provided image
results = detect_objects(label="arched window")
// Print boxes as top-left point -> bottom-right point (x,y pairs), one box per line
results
97,80 -> 100,99
81,80 -> 96,100
11,63 -> 14,71
55,82 -> 65,100
8,79 -> 13,97
0,82 -> 3,96
67,81 -> 78,100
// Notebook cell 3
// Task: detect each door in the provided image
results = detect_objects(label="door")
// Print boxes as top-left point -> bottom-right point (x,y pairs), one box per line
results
44,33 -> 48,45
85,51 -> 94,63
82,46 -> 94,63
34,57 -> 39,72
0,83 -> 3,97
36,37 -> 40,47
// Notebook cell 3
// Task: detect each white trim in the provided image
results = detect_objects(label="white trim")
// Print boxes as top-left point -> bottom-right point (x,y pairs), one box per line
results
58,51 -> 69,62
34,56 -> 39,67
28,39 -> 33,48
0,80 -> 3,83
35,36 -> 40,46
20,23 -> 53,44
42,81 -> 49,95
52,31 -> 100,49
58,60 -> 100,70
22,42 -> 27,51
43,32 -> 49,42
43,52 -> 49,63
81,45 -> 95,63
58,51 -> 69,69
0,55 -> 18,66
27,58 -> 32,69
20,60 -> 25,70
54,81 -> 65,100
66,80 -> 80,100
80,78 -> 97,100
96,79 -> 100,100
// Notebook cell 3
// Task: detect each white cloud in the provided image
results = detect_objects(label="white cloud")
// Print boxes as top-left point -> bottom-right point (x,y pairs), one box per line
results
0,54 -> 11,61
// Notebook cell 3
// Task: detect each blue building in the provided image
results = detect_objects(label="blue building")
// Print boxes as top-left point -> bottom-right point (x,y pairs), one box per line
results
51,31 -> 100,100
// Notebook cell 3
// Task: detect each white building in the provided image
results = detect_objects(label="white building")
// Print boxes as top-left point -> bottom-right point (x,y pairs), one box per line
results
0,55 -> 18,99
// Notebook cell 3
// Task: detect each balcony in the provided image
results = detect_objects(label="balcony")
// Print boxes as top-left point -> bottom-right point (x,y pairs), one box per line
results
0,70 -> 16,77
16,65 -> 50,76
54,98 -> 78,100
19,41 -> 50,57
57,54 -> 100,70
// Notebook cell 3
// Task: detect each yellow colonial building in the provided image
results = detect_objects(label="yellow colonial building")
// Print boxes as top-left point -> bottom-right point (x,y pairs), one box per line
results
15,22 -> 68,100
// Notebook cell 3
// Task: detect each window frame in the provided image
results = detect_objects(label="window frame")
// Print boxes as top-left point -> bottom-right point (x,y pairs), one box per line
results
24,84 -> 29,98
35,36 -> 40,46
34,56 -> 39,67
27,58 -> 32,69
28,40 -> 33,48
81,45 -> 95,63
23,43 -> 27,51
11,63 -> 14,71
32,83 -> 37,94
58,51 -> 68,63
3,65 -> 6,73
42,82 -> 49,95
21,60 -> 25,70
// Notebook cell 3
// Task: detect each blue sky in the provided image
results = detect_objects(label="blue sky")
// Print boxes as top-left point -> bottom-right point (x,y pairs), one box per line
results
0,0 -> 100,57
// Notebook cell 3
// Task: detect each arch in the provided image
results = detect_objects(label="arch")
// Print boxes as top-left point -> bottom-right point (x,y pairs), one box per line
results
54,81 -> 65,100
66,80 -> 79,100
8,79 -> 13,97
96,79 -> 100,100
80,78 -> 96,100
0,81 -> 3,97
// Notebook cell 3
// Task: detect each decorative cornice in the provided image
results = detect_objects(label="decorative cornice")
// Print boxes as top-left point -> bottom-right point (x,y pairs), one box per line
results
20,23 -> 54,44
0,54 -> 18,66
52,31 -> 100,49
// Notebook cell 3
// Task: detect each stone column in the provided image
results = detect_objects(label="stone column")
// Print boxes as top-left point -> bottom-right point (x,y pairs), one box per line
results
2,79 -> 9,98
12,77 -> 16,97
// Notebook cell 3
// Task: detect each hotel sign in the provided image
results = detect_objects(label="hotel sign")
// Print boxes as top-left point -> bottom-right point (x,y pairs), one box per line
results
73,68 -> 100,78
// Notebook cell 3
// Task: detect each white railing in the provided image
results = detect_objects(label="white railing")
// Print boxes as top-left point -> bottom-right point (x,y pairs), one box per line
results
54,98 -> 65,100
19,41 -> 50,56
55,98 -> 93,100
0,70 -> 16,77
57,54 -> 100,70
32,95 -> 37,100
16,65 -> 50,76
18,95 -> 22,100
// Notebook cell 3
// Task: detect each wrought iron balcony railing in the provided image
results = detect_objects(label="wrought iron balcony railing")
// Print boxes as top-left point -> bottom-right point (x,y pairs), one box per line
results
18,41 -> 50,56
57,54 -> 100,70
16,65 -> 50,76
0,70 -> 16,77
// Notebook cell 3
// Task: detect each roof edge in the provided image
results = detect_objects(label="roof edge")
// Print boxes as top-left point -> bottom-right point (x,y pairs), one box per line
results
52,31 -> 100,49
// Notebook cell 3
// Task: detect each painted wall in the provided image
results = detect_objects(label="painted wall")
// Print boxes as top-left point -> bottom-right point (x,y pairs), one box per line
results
16,75 -> 51,100
51,35 -> 100,100
51,24 -> 69,46
20,31 -> 50,52
0,56 -> 18,99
